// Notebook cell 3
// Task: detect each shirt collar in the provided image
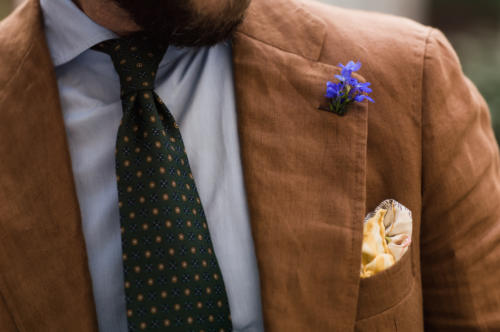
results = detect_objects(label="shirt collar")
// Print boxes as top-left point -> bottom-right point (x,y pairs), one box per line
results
40,0 -> 118,67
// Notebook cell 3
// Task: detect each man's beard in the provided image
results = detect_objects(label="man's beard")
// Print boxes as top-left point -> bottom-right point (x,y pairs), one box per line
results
113,0 -> 251,47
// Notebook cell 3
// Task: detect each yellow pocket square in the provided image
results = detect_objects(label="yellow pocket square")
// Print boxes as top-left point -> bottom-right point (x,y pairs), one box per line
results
360,199 -> 412,278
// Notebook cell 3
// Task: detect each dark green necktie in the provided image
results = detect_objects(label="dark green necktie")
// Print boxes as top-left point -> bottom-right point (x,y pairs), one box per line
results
93,37 -> 232,332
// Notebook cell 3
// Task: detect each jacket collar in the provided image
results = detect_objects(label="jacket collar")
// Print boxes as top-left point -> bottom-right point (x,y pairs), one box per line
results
236,0 -> 326,61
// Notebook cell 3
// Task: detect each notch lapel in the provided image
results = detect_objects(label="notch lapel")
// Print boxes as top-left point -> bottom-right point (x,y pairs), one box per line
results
0,1 -> 98,330
232,0 -> 368,330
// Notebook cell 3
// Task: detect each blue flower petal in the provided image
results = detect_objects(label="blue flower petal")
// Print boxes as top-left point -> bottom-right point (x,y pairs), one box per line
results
325,61 -> 373,112
342,60 -> 361,72
334,74 -> 345,82
351,61 -> 362,72
354,94 -> 375,103
347,77 -> 359,86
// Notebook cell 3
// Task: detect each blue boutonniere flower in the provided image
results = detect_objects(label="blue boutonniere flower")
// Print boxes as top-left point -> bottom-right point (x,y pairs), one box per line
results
324,61 -> 374,116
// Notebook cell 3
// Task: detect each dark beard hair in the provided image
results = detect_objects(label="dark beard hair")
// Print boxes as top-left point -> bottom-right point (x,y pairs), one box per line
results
113,0 -> 251,47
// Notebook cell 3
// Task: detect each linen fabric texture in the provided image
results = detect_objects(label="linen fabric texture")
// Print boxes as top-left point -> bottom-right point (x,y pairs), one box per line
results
0,0 -> 499,331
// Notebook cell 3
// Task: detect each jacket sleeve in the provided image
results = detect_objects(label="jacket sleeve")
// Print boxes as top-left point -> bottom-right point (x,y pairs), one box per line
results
421,28 -> 500,331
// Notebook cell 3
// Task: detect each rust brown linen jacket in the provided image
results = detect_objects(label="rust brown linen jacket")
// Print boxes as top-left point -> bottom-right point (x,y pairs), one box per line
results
1,0 -> 500,331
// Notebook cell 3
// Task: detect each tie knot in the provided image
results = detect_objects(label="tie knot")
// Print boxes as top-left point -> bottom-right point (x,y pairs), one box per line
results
93,37 -> 167,97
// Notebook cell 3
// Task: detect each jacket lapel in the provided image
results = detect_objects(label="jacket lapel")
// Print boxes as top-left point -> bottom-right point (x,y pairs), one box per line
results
0,1 -> 98,330
232,0 -> 368,330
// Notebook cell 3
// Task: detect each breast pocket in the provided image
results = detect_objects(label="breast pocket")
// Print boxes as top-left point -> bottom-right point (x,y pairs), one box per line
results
356,244 -> 415,320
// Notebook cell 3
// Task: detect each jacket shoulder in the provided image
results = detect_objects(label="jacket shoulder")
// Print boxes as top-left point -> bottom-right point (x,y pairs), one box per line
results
239,0 -> 433,79
304,0 -> 432,66
303,0 -> 435,122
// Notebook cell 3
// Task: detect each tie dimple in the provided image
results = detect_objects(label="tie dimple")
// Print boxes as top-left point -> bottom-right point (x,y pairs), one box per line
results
93,37 -> 233,332
95,38 -> 166,97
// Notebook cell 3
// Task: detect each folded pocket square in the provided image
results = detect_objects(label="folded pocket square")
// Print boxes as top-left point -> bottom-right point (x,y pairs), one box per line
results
360,199 -> 412,278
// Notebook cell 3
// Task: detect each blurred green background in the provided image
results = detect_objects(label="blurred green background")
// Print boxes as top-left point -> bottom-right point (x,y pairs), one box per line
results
1,0 -> 499,140
0,1 -> 11,20
429,0 -> 500,141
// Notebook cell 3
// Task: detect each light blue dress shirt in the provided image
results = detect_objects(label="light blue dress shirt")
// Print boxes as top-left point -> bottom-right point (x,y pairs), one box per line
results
40,0 -> 264,331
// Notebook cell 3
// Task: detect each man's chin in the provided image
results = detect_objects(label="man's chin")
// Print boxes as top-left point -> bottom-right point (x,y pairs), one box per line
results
114,0 -> 251,47
115,0 -> 250,47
